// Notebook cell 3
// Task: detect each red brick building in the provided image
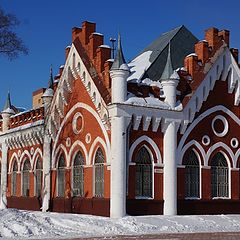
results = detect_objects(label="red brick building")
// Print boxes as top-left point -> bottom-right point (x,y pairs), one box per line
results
0,21 -> 240,217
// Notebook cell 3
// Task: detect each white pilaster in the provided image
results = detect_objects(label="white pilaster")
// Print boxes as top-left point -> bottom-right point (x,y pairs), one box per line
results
163,120 -> 177,215
42,134 -> 51,212
0,140 -> 8,209
110,116 -> 130,218
161,79 -> 179,108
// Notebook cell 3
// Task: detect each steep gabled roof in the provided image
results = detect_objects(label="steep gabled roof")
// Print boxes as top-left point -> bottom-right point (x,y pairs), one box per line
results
128,25 -> 198,82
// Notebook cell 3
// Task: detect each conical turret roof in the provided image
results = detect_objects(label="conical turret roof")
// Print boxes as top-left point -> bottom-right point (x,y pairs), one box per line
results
111,34 -> 129,71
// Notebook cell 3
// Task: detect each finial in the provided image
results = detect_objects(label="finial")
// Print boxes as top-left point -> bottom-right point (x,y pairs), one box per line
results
48,65 -> 54,89
110,33 -> 128,71
160,42 -> 174,80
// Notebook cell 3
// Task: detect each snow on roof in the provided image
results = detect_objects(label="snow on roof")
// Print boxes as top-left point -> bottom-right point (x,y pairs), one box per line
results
59,65 -> 65,68
125,96 -> 170,110
99,44 -> 111,49
93,32 -> 103,36
107,58 -> 114,62
186,53 -> 198,57
127,51 -> 152,82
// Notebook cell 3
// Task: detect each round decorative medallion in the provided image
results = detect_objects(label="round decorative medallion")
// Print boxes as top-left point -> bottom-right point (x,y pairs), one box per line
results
30,147 -> 34,155
66,137 -> 71,147
72,112 -> 84,135
202,135 -> 210,146
231,138 -> 239,149
211,115 -> 229,137
85,133 -> 91,144
18,150 -> 21,157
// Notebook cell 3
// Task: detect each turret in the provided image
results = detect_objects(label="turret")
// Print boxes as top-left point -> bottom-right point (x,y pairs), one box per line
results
110,34 -> 130,103
1,91 -> 15,132
160,43 -> 180,108
42,66 -> 54,114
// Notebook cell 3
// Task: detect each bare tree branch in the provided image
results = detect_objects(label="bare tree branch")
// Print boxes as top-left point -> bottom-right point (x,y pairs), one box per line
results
0,6 -> 28,60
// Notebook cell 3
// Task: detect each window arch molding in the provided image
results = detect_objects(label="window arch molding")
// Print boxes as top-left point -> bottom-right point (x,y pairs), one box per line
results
179,140 -> 205,166
129,135 -> 162,165
69,140 -> 89,166
9,153 -> 19,173
206,143 -> 234,168
19,150 -> 32,171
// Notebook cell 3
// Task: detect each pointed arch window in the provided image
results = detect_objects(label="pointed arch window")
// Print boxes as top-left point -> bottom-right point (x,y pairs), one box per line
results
72,151 -> 84,197
94,148 -> 104,198
35,158 -> 42,197
211,152 -> 229,198
22,159 -> 31,197
12,160 -> 18,196
183,149 -> 200,198
57,154 -> 66,197
135,146 -> 153,198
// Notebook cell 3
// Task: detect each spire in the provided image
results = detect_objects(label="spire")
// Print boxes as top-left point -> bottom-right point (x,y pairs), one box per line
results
160,42 -> 174,80
2,91 -> 15,114
48,65 -> 54,89
110,33 -> 129,71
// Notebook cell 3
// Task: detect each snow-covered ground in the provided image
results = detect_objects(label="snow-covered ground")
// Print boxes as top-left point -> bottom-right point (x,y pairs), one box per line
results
1,209 -> 240,239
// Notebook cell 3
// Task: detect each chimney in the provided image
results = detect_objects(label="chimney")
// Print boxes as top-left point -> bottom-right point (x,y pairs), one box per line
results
81,21 -> 96,46
195,41 -> 209,64
96,46 -> 111,73
72,27 -> 82,42
205,27 -> 220,49
218,30 -> 230,47
89,33 -> 104,60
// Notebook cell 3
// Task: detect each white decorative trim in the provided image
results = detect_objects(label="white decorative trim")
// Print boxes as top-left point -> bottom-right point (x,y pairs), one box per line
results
129,135 -> 162,165
178,105 -> 240,154
72,112 -> 84,135
66,137 -> 71,147
211,115 -> 229,137
202,135 -> 210,146
231,138 -> 239,149
85,133 -> 91,144
52,103 -> 110,164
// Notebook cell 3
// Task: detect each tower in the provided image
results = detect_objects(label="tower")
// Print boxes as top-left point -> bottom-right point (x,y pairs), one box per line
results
160,43 -> 179,215
110,34 -> 131,218
1,91 -> 15,132
110,34 -> 130,103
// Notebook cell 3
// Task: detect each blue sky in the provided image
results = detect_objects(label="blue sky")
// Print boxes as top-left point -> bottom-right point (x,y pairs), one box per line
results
1,0 -> 239,109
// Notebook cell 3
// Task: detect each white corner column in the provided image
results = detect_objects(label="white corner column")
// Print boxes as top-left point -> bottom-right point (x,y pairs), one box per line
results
110,115 -> 130,218
163,120 -> 178,215
42,134 -> 51,212
0,140 -> 8,209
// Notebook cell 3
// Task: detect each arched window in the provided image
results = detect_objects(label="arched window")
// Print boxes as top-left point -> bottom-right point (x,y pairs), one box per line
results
72,53 -> 76,68
94,148 -> 104,197
57,154 -> 65,197
12,160 -> 18,196
135,146 -> 153,198
22,159 -> 31,197
72,151 -> 84,197
211,152 -> 229,198
35,158 -> 42,197
183,149 -> 200,198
